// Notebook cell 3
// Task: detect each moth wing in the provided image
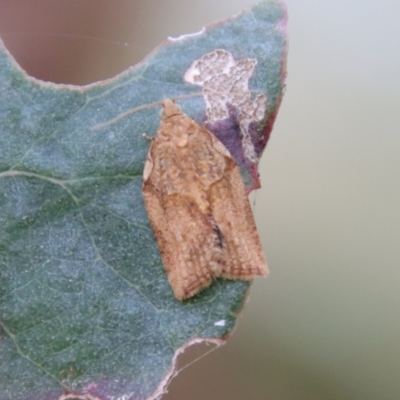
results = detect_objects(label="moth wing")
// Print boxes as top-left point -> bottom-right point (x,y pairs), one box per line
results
208,139 -> 269,280
143,178 -> 228,300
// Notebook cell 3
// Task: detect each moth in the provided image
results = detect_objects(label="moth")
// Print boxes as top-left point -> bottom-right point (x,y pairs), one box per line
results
142,99 -> 268,300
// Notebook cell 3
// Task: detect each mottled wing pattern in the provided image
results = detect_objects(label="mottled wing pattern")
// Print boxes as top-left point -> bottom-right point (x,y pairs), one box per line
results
209,155 -> 268,279
142,186 -> 228,300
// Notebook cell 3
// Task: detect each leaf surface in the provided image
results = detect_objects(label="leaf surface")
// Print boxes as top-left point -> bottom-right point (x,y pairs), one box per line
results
0,1 -> 287,399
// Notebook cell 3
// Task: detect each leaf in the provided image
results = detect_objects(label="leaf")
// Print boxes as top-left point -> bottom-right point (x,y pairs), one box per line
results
0,1 -> 287,399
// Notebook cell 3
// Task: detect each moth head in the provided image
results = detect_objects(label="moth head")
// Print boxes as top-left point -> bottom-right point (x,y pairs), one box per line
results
161,99 -> 182,119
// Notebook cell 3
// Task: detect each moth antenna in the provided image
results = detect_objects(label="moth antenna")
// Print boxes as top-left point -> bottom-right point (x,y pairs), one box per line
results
142,133 -> 154,141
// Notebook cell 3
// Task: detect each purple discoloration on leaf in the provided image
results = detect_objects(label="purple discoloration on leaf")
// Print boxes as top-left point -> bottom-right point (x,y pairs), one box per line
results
206,104 -> 260,190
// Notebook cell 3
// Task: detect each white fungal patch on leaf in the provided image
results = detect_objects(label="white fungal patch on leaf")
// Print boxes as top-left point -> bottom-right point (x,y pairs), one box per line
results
184,49 -> 267,162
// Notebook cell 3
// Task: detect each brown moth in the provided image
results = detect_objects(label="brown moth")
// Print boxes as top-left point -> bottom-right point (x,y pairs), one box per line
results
142,99 -> 268,300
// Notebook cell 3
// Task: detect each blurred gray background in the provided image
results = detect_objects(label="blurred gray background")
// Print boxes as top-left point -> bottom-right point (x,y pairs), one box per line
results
1,1 -> 399,399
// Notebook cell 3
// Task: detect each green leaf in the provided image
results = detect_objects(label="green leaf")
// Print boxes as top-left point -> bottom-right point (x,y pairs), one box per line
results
0,1 -> 287,399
